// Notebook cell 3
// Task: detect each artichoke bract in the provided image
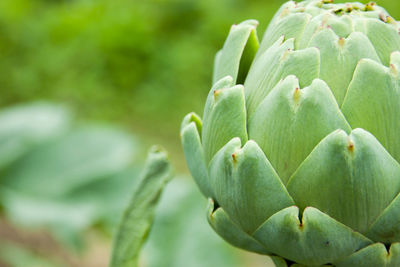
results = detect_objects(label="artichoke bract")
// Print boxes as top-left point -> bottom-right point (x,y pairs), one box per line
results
180,0 -> 400,266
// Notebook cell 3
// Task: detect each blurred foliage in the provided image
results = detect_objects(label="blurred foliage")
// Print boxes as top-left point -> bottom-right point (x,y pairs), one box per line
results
0,0 -> 285,139
110,147 -> 172,267
0,102 -> 253,267
142,178 -> 243,267
0,102 -> 142,250
0,0 -> 399,169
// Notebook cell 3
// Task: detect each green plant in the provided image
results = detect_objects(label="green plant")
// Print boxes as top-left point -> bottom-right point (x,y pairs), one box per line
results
181,0 -> 400,266
0,102 -> 245,267
110,147 -> 172,267
0,102 -> 142,249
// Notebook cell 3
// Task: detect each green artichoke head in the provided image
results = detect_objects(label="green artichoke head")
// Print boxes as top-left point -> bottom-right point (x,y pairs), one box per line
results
180,0 -> 400,265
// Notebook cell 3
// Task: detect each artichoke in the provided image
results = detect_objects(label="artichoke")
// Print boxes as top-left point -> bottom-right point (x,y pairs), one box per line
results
180,0 -> 400,266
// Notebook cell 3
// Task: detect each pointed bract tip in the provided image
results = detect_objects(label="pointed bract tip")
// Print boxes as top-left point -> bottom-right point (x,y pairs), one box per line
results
386,16 -> 396,25
232,152 -> 237,163
379,13 -> 387,23
293,87 -> 301,101
213,89 -> 222,99
280,7 -> 291,18
207,198 -> 219,218
242,19 -> 259,28
365,2 -> 375,11
338,37 -> 345,47
277,35 -> 286,45
281,48 -> 292,61
347,140 -> 354,152
390,64 -> 398,76
213,76 -> 233,90
345,5 -> 352,13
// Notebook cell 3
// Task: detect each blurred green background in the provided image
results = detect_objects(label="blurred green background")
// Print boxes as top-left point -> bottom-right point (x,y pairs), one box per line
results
0,0 -> 399,266
0,0 -> 399,167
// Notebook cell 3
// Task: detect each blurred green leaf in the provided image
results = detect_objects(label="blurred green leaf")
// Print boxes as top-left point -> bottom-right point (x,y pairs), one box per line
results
141,177 -> 242,267
0,0 -> 399,143
0,0 -> 287,139
110,146 -> 172,267
0,102 -> 70,169
0,167 -> 142,250
1,126 -> 137,197
0,116 -> 143,249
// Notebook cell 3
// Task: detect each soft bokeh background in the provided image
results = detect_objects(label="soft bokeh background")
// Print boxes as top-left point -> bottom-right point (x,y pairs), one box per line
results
0,0 -> 399,266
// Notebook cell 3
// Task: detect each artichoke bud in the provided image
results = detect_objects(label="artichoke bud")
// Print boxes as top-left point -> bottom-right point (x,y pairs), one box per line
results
181,0 -> 400,265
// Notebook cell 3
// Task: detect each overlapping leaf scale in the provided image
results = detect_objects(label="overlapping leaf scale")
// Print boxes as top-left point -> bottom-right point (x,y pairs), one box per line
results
212,20 -> 259,85
252,206 -> 372,266
286,129 -> 400,235
245,37 -> 320,118
256,12 -> 310,58
180,113 -> 212,197
367,192 -> 400,244
295,7 -> 400,68
335,243 -> 400,267
364,75 -> 400,241
206,199 -> 270,255
202,76 -> 247,164
353,17 -> 400,66
248,75 -> 351,185
245,11 -> 382,119
342,52 -> 400,164
196,2 -> 400,265
297,13 -> 354,49
309,28 -> 380,105
208,138 -> 294,234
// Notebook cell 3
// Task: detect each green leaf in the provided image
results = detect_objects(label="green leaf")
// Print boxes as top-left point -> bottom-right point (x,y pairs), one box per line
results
207,199 -> 270,255
245,38 -> 320,118
354,18 -> 400,66
142,178 -> 241,267
0,126 -> 136,197
0,186 -> 97,232
212,50 -> 223,86
298,13 -> 353,49
287,129 -> 400,234
0,102 -> 71,169
249,76 -> 351,184
335,243 -> 400,267
180,112 -> 212,197
342,54 -> 400,163
253,206 -> 372,266
278,47 -> 320,87
208,138 -> 294,234
257,12 -> 310,57
0,159 -> 141,250
213,20 -> 259,85
64,166 -> 142,229
0,166 -> 141,234
110,146 -> 172,267
309,29 -> 380,105
203,76 -> 234,124
245,36 -> 292,117
320,14 -> 353,38
367,191 -> 400,243
202,78 -> 247,163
